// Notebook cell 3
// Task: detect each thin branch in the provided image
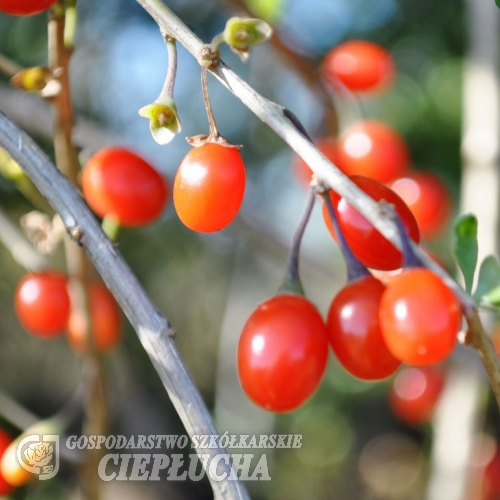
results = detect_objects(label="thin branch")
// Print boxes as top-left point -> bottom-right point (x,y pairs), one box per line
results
0,206 -> 48,271
0,109 -> 249,500
134,0 -> 500,410
135,0 -> 473,311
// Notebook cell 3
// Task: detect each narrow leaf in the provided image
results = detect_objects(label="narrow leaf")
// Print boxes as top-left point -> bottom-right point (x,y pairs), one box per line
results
452,213 -> 478,293
474,255 -> 500,302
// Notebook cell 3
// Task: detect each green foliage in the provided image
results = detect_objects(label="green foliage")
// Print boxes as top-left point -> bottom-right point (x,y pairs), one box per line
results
474,255 -> 500,304
452,213 -> 478,293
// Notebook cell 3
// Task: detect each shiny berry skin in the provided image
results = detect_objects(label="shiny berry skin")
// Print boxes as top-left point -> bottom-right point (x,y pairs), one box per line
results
15,271 -> 70,338
390,171 -> 452,239
380,269 -> 461,365
322,40 -> 395,93
322,175 -> 420,270
82,147 -> 168,227
0,429 -> 14,497
336,120 -> 410,183
173,143 -> 246,233
67,282 -> 122,354
0,0 -> 56,15
390,366 -> 445,425
327,276 -> 400,380
294,137 -> 339,186
237,294 -> 329,412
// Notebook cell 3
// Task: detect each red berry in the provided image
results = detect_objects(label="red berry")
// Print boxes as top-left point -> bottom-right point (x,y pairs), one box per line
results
237,294 -> 329,412
15,271 -> 70,338
390,171 -> 452,239
173,143 -> 246,233
67,282 -> 122,354
322,40 -> 395,93
379,268 -> 461,365
0,0 -> 56,15
327,276 -> 400,380
294,137 -> 339,186
336,120 -> 410,183
482,447 -> 500,500
390,366 -> 445,425
82,147 -> 168,227
0,429 -> 14,497
322,175 -> 420,270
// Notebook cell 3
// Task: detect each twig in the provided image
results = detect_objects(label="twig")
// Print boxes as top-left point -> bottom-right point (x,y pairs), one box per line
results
134,0 -> 500,410
135,0 -> 473,310
0,206 -> 48,271
0,109 -> 249,500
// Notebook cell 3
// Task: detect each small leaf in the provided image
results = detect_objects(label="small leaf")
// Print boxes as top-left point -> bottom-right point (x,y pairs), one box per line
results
474,255 -> 500,302
496,0 -> 500,9
452,213 -> 478,293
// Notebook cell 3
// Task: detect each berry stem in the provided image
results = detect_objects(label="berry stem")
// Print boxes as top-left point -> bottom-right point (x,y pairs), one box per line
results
278,185 -> 317,296
160,36 -> 177,100
380,201 -> 421,268
201,66 -> 220,140
322,191 -> 370,282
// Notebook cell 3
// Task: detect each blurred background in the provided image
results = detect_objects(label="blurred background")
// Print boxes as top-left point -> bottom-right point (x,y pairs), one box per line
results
0,0 -> 499,498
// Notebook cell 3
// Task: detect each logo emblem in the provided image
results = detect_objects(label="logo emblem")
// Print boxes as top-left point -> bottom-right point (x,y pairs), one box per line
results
16,434 -> 59,480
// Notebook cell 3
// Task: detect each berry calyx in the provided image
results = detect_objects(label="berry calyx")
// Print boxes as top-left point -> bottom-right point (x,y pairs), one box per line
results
322,175 -> 420,270
322,40 -> 395,93
379,268 -> 461,365
237,294 -> 329,412
15,271 -> 70,338
173,143 -> 246,232
336,120 -> 410,183
81,147 -> 169,227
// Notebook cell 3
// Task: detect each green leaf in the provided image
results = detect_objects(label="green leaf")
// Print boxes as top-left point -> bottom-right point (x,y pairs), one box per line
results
452,213 -> 478,293
483,285 -> 500,305
244,0 -> 286,22
474,255 -> 500,302
496,0 -> 500,9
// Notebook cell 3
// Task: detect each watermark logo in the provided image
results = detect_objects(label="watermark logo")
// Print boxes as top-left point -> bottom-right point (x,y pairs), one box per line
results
16,434 -> 59,480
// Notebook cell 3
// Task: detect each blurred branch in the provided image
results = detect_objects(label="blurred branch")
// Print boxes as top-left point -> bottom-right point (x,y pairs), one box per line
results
0,206 -> 48,271
0,110 -> 250,500
0,53 -> 21,78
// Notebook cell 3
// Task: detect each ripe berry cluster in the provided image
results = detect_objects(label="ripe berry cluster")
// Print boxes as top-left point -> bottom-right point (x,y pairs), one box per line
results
295,40 -> 452,240
14,270 -> 122,353
237,39 -> 460,415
